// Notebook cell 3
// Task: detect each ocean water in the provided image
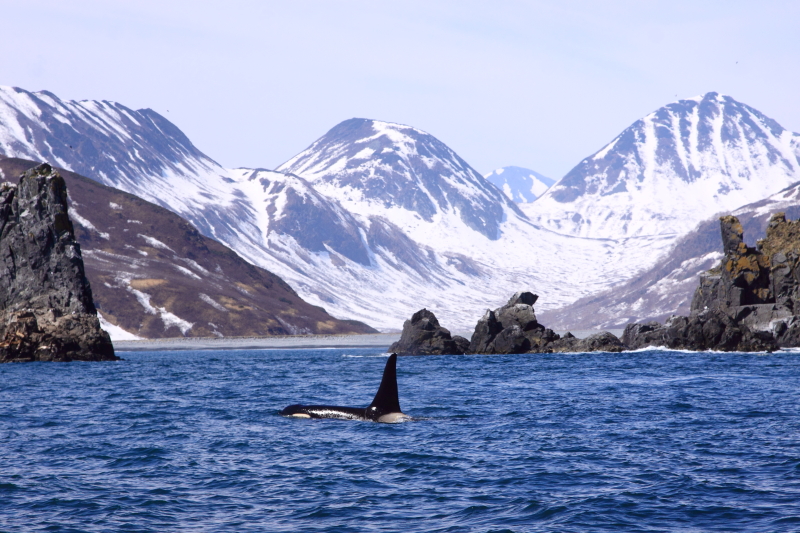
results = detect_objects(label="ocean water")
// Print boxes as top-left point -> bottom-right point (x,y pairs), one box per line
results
2,348 -> 800,532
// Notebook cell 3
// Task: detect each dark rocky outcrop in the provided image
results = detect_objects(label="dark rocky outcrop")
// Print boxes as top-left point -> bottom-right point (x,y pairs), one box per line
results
621,214 -> 800,352
690,213 -> 800,347
622,310 -> 776,352
389,309 -> 469,355
548,331 -> 625,353
469,291 -> 624,354
0,164 -> 116,362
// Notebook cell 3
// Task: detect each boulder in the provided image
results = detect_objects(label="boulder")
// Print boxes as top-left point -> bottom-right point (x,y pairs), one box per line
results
0,164 -> 116,362
467,291 -> 624,354
547,331 -> 625,353
389,308 -> 468,355
468,291 -> 561,354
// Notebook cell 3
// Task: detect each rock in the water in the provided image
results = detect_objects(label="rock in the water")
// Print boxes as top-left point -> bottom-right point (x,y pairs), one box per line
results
467,291 -> 623,354
469,291 -> 558,354
389,308 -> 468,355
622,309 -> 776,352
549,331 -> 625,353
0,164 -> 116,362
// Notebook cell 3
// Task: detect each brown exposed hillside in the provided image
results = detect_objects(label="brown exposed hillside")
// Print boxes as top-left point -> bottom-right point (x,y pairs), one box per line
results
0,157 -> 376,338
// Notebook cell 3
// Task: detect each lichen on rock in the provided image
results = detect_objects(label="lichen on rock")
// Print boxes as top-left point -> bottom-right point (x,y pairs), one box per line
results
0,163 -> 116,362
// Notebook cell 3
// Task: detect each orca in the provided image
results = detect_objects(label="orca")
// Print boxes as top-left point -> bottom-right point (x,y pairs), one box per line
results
281,353 -> 409,422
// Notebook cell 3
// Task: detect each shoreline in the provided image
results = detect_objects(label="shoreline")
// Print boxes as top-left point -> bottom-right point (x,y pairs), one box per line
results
112,329 -> 625,352
113,333 -> 401,352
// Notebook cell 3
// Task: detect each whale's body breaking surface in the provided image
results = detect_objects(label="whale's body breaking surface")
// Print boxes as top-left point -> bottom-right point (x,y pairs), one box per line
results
281,354 -> 409,422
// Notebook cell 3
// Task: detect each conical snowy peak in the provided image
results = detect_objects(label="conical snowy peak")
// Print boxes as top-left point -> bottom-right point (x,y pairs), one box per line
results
484,166 -> 554,203
277,118 -> 522,240
526,92 -> 800,239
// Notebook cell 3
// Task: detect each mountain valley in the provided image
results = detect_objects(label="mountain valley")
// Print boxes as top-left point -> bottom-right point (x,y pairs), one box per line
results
2,86 -> 799,334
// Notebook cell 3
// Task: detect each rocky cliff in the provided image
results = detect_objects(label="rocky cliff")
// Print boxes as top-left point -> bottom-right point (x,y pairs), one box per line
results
0,164 -> 116,362
690,213 -> 800,346
621,214 -> 800,352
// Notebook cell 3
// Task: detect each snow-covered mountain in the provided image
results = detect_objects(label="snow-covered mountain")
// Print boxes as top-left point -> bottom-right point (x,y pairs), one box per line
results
276,118 -> 522,241
484,166 -> 554,203
2,85 -> 796,332
538,182 -> 800,330
526,93 -> 800,239
0,85 -> 249,242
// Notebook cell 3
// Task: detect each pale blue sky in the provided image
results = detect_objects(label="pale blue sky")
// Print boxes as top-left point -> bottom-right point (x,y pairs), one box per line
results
1,1 -> 797,179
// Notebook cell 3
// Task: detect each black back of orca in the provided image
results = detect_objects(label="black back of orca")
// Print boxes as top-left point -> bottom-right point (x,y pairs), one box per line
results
281,354 -> 404,422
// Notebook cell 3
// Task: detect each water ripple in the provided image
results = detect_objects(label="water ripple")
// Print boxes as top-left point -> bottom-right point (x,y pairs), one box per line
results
1,349 -> 800,531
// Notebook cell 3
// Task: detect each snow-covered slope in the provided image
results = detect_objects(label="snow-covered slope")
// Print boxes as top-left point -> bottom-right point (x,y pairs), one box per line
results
2,86 -> 795,331
538,182 -> 800,330
267,119 -> 674,328
276,118 -> 522,242
526,93 -> 800,239
484,166 -> 554,203
0,85 -> 251,241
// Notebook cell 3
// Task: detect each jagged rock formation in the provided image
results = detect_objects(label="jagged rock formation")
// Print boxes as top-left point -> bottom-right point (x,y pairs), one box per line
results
690,213 -> 800,347
388,309 -> 469,355
621,214 -> 800,352
0,164 -> 116,362
469,292 -> 624,354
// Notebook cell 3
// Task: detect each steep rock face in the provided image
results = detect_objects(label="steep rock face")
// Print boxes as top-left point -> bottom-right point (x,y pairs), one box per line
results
388,309 -> 469,355
620,214 -> 800,352
0,164 -> 115,362
690,213 -> 800,346
526,92 -> 800,239
277,118 -> 522,240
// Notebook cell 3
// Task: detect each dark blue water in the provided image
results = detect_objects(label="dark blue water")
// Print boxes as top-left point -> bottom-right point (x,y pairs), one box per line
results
2,348 -> 800,532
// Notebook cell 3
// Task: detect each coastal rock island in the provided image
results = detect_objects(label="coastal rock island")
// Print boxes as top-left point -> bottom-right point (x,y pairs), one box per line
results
0,164 -> 116,362
393,292 -> 625,355
389,308 -> 469,355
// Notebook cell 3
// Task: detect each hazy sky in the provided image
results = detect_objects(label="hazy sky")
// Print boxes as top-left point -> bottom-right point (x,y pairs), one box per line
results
1,1 -> 797,179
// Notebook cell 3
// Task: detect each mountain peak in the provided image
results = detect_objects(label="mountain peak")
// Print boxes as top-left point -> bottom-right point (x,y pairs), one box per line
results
277,117 -> 522,240
484,166 -> 554,203
527,93 -> 800,239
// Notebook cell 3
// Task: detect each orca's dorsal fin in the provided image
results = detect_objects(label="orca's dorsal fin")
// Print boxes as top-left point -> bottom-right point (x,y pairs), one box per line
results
368,353 -> 401,414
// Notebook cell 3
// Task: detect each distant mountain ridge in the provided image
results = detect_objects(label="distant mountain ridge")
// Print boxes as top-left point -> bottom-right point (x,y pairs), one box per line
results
2,85 -> 798,331
526,92 -> 800,239
484,166 -> 554,203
